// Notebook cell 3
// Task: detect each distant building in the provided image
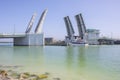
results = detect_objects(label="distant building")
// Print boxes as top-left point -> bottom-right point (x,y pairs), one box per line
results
45,38 -> 66,46
98,38 -> 114,45
45,37 -> 54,45
87,29 -> 100,45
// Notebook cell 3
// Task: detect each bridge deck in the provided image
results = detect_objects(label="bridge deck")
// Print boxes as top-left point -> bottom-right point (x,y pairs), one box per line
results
0,34 -> 26,38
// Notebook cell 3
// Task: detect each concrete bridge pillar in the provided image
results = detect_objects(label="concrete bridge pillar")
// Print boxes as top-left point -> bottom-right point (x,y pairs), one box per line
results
14,33 -> 44,46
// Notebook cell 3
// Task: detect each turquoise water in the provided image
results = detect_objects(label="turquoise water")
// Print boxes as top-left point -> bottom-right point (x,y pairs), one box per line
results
0,45 -> 120,80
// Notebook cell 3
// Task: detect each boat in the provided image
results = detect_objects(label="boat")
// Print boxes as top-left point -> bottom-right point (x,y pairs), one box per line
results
67,38 -> 89,46
69,42 -> 88,46
68,41 -> 88,46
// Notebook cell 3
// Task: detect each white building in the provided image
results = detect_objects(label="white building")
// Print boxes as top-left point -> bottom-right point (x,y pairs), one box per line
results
87,29 -> 100,45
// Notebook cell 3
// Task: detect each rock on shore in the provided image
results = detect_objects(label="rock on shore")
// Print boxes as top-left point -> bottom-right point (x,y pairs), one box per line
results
0,69 -> 60,80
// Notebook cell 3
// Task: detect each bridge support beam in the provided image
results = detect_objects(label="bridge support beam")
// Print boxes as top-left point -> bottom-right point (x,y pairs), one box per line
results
14,33 -> 44,46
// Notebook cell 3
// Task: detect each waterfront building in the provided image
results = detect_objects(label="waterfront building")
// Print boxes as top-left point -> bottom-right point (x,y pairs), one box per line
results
87,29 -> 100,45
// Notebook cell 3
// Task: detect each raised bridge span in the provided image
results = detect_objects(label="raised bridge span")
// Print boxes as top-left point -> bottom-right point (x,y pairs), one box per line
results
0,9 -> 48,46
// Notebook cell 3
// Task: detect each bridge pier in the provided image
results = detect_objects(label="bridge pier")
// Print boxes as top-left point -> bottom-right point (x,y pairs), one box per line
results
14,33 -> 44,46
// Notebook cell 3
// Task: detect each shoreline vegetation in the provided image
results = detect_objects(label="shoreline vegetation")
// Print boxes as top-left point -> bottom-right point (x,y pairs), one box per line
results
0,65 -> 60,80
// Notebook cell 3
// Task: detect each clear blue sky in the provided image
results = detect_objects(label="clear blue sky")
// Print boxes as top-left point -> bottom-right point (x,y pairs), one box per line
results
0,0 -> 120,40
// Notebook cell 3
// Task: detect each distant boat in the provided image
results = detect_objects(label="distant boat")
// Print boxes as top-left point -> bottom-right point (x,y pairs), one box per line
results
68,40 -> 88,46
